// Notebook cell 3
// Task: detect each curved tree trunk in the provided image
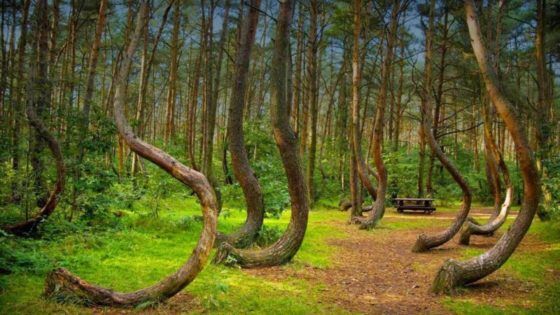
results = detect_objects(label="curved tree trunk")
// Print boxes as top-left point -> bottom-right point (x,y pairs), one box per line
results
4,104 -> 65,237
460,104 -> 513,245
216,0 -> 264,248
359,0 -> 400,230
43,4 -> 219,307
411,0 -> 472,251
4,0 -> 65,237
350,0 -> 377,225
431,0 -> 540,294
214,0 -> 309,268
459,186 -> 512,245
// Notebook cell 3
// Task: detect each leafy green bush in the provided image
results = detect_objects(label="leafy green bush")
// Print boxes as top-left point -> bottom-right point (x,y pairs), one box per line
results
255,225 -> 283,247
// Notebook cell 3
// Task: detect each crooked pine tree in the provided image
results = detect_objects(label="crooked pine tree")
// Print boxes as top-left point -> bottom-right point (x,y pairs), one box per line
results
214,0 -> 310,268
431,0 -> 540,294
43,3 -> 218,307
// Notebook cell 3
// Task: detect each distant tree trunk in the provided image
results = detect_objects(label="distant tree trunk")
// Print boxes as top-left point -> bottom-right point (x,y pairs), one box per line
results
392,35 -> 405,152
44,4 -> 218,306
164,0 -> 181,145
10,0 -> 30,203
70,0 -> 108,217
214,0 -> 309,268
80,0 -> 107,138
460,121 -> 512,245
431,1 -> 540,293
131,2 -> 171,174
350,0 -> 377,222
306,0 -> 319,203
291,3 -> 304,133
187,41 -> 203,170
201,0 -> 216,178
216,0 -> 264,248
418,120 -> 426,196
4,0 -> 65,236
30,0 -> 56,207
535,0 -> 552,221
411,0 -> 472,252
359,0 -> 400,230
426,6 -> 449,195
483,102 -> 502,218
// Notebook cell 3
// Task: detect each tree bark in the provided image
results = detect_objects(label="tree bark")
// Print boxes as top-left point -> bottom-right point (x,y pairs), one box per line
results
306,0 -> 319,203
431,1 -> 540,294
164,0 -> 181,145
411,0 -> 472,252
216,0 -> 264,248
4,0 -> 65,236
10,0 -> 30,203
359,0 -> 400,229
426,6 -> 449,195
214,0 -> 309,268
350,0 -> 377,224
131,2 -> 172,174
30,0 -> 57,208
535,0 -> 552,221
44,4 -> 218,306
460,149 -> 512,245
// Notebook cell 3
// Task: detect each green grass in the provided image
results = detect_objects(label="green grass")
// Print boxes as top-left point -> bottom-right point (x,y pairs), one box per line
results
443,220 -> 560,314
0,194 -> 348,314
1,194 -> 558,314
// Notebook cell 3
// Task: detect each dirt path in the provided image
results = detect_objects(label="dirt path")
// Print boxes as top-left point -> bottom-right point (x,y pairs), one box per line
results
247,209 -> 535,314
109,208 -> 542,314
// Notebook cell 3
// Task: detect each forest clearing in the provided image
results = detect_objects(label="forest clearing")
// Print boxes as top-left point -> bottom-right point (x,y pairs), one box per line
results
1,0 -> 559,314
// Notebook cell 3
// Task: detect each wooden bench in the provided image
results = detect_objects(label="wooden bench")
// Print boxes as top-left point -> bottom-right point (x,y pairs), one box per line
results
393,198 -> 435,214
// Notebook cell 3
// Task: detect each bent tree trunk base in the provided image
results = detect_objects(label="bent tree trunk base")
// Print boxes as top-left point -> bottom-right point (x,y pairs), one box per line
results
411,0 -> 472,251
43,4 -> 218,307
429,0 -> 540,294
215,0 -> 264,250
431,259 -> 464,294
214,0 -> 308,269
460,187 -> 512,245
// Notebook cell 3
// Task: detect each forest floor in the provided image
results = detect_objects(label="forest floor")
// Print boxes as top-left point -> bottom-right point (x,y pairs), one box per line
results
1,196 -> 559,314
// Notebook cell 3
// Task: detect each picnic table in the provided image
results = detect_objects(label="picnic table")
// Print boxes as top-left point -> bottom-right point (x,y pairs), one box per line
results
393,197 -> 435,214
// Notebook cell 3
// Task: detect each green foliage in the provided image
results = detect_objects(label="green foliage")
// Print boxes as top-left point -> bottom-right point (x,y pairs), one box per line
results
221,121 -> 291,218
542,155 -> 560,219
255,225 -> 283,247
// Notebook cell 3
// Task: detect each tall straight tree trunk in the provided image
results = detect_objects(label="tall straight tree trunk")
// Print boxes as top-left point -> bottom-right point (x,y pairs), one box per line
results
392,35 -> 405,152
164,0 -> 181,145
214,0 -> 309,268
483,101 -> 502,218
44,4 -> 218,306
201,0 -> 215,177
426,6 -> 449,195
359,0 -> 400,229
412,0 -> 472,252
69,0 -> 108,216
30,0 -> 59,207
187,47 -> 203,170
431,1 -> 540,293
535,0 -> 552,221
10,0 -> 30,203
305,0 -> 319,203
131,2 -> 171,174
291,3 -> 304,133
216,0 -> 264,248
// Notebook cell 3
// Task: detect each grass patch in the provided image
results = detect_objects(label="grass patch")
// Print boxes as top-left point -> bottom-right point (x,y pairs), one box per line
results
444,219 -> 560,314
0,194 -> 346,314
